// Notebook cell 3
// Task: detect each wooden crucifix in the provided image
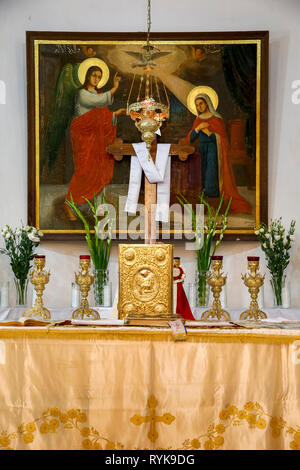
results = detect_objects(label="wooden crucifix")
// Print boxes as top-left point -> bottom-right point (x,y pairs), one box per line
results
106,138 -> 195,243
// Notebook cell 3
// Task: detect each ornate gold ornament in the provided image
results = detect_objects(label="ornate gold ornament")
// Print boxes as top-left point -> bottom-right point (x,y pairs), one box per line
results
23,255 -> 50,320
240,257 -> 266,320
118,244 -> 177,325
201,256 -> 231,321
130,395 -> 175,442
77,57 -> 110,89
72,256 -> 99,320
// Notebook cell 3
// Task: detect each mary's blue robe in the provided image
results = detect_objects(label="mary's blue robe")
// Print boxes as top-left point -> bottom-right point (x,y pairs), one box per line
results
190,129 -> 220,198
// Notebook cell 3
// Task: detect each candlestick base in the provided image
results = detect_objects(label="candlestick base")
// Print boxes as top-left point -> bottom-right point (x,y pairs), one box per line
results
72,306 -> 100,320
240,304 -> 267,321
23,306 -> 51,320
201,301 -> 231,321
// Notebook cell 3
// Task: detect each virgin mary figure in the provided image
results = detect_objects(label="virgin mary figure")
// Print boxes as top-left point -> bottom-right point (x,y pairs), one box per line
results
186,86 -> 252,214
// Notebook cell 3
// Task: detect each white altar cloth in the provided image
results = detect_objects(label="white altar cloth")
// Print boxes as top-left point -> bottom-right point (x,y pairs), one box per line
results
0,307 -> 112,322
0,307 -> 300,322
193,307 -> 300,322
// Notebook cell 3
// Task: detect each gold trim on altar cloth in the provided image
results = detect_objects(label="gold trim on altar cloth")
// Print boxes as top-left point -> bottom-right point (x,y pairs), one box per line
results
0,327 -> 300,345
1,401 -> 299,450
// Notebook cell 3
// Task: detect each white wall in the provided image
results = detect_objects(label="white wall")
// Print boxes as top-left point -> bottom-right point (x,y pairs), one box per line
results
0,0 -> 299,308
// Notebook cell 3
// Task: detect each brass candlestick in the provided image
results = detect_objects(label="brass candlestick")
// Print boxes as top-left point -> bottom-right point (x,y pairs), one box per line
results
23,255 -> 50,319
201,256 -> 231,321
72,256 -> 100,320
240,257 -> 266,320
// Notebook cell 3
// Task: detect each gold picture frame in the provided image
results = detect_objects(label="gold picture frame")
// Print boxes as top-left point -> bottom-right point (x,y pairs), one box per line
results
27,31 -> 268,241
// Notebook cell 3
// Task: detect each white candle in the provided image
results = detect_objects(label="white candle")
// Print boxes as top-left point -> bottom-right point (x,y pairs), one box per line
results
110,287 -> 119,319
258,286 -> 264,309
32,288 -> 37,307
282,283 -> 291,308
0,282 -> 9,307
220,286 -> 227,309
188,283 -> 196,309
173,284 -> 177,314
103,283 -> 112,307
71,282 -> 80,308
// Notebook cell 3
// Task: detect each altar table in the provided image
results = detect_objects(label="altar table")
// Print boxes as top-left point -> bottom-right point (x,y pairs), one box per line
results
0,325 -> 300,450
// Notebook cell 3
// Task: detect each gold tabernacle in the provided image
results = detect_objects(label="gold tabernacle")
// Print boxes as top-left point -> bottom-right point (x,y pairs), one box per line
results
118,244 -> 176,325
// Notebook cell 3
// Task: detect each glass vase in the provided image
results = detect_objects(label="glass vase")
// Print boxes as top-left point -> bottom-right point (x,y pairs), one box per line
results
270,274 -> 291,308
94,269 -> 111,307
14,277 -> 28,307
195,270 -> 210,307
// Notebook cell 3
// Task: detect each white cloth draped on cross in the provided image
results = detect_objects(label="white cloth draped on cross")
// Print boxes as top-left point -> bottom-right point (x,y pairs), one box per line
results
124,142 -> 171,223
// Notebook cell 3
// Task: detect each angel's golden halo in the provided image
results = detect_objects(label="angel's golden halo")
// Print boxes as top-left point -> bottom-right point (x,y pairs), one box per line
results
78,58 -> 110,89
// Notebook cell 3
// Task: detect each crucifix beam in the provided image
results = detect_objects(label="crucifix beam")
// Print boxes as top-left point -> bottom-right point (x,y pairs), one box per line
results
107,138 -> 194,162
106,138 -> 195,243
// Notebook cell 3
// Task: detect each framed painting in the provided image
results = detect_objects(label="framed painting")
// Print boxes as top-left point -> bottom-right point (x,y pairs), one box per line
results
27,31 -> 268,240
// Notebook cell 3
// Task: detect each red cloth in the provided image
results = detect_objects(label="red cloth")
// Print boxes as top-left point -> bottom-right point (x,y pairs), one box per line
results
187,116 -> 252,214
174,265 -> 195,321
66,106 -> 116,204
176,283 -> 195,321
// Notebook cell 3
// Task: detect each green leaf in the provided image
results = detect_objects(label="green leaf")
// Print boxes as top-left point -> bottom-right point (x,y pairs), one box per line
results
66,191 -> 114,270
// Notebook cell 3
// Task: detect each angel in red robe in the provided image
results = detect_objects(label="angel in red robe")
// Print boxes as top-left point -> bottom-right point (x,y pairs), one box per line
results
64,65 -> 126,220
187,94 -> 252,214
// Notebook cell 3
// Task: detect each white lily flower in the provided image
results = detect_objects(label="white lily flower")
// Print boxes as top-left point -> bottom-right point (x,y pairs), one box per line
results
24,225 -> 30,232
38,230 -> 43,237
263,243 -> 267,248
290,235 -> 295,241
254,230 -> 259,235
270,243 -> 274,249
274,235 -> 281,241
27,232 -> 40,243
259,228 -> 264,233
265,233 -> 270,239
5,233 -> 11,239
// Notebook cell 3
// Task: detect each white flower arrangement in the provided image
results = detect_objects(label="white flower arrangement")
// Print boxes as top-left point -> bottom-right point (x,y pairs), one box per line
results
255,217 -> 296,305
0,224 -> 43,289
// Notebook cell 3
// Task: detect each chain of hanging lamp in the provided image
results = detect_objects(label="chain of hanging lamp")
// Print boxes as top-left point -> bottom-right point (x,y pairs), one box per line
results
146,0 -> 151,50
127,0 -> 169,155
